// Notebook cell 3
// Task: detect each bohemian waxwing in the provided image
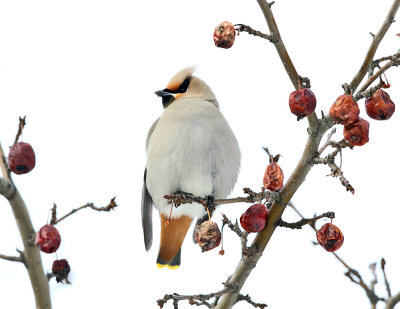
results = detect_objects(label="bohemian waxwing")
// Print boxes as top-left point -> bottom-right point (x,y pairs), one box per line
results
141,67 -> 240,269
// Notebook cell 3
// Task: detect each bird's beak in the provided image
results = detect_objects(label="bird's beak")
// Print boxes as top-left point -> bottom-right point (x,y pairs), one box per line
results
155,90 -> 170,97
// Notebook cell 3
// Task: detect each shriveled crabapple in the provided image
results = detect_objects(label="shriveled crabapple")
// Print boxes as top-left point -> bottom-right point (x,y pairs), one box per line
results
52,259 -> 71,283
329,95 -> 360,126
365,89 -> 395,120
288,88 -> 317,120
35,225 -> 61,253
194,221 -> 221,252
213,21 -> 236,49
343,117 -> 370,146
8,142 -> 36,174
316,222 -> 344,252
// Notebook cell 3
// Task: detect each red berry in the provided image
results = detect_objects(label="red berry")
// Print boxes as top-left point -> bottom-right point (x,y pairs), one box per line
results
365,89 -> 395,120
288,88 -> 316,120
8,142 -> 36,174
343,117 -> 370,146
52,259 -> 71,283
213,21 -> 236,49
329,95 -> 360,125
194,221 -> 221,252
316,222 -> 344,252
240,203 -> 269,233
35,225 -> 61,253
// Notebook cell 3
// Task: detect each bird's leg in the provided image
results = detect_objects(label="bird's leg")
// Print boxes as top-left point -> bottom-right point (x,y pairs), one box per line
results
205,195 -> 215,220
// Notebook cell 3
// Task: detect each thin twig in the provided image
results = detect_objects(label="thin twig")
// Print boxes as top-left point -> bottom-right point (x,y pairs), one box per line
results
49,197 -> 118,225
235,24 -> 278,43
381,258 -> 392,298
279,211 -> 335,229
348,0 -> 400,93
0,250 -> 25,265
13,116 -> 26,145
318,128 -> 337,154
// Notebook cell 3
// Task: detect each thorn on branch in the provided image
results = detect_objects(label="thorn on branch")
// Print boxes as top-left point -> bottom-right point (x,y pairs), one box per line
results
279,211 -> 335,229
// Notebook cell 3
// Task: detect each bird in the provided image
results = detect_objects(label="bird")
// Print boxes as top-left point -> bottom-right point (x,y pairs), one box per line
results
142,67 -> 240,269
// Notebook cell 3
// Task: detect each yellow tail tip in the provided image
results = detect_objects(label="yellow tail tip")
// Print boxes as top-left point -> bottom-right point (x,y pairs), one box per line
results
157,263 -> 179,270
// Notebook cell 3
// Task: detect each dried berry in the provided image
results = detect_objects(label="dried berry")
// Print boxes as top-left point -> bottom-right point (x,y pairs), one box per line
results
8,142 -> 36,174
343,117 -> 370,146
316,222 -> 344,252
52,259 -> 71,283
288,88 -> 317,119
365,89 -> 395,120
240,203 -> 269,233
263,162 -> 284,191
213,21 -> 236,49
329,95 -> 360,125
35,225 -> 61,253
194,221 -> 221,252
263,149 -> 284,191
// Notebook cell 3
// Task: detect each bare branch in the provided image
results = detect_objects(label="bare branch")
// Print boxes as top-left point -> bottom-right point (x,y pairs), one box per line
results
279,211 -> 335,229
0,250 -> 25,265
381,258 -> 392,298
385,292 -> 400,309
13,116 -> 26,146
348,0 -> 400,93
50,197 -> 118,225
235,24 -> 278,43
0,142 -> 51,309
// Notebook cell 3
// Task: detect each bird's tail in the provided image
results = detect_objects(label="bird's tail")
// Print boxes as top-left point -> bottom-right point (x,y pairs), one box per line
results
157,214 -> 193,269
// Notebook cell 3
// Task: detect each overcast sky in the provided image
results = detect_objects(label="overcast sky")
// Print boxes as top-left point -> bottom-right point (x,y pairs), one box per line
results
1,0 -> 399,308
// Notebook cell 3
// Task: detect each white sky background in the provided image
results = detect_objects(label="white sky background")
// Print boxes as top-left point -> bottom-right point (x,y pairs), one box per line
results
0,0 -> 399,308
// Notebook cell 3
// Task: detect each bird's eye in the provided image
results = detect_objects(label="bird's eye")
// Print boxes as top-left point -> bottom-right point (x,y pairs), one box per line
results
177,77 -> 191,93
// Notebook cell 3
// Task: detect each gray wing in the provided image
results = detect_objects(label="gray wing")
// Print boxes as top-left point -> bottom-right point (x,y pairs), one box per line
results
142,168 -> 153,251
141,118 -> 160,251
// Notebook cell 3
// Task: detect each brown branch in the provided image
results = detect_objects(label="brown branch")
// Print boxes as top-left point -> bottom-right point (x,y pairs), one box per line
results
157,282 -> 266,309
221,214 -> 260,257
164,188 -> 281,209
348,0 -> 400,93
0,141 -> 12,181
13,116 -> 26,145
289,202 -> 387,307
356,50 -> 400,98
0,250 -> 25,265
381,258 -> 392,298
385,292 -> 400,309
0,143 -> 51,309
235,24 -> 278,43
279,211 -> 335,229
49,197 -> 118,225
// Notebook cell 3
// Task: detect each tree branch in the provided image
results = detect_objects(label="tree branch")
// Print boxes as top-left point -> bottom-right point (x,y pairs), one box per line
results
49,197 -> 118,225
0,250 -> 25,265
279,211 -> 335,229
0,140 -> 51,309
348,0 -> 400,93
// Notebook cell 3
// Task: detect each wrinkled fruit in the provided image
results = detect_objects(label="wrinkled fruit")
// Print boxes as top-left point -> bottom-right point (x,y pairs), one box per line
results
343,117 -> 370,146
329,95 -> 360,125
365,89 -> 395,120
194,221 -> 221,252
288,88 -> 317,119
263,161 -> 284,191
316,222 -> 344,252
52,259 -> 71,283
8,142 -> 36,174
240,203 -> 269,233
213,21 -> 236,49
35,225 -> 61,253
